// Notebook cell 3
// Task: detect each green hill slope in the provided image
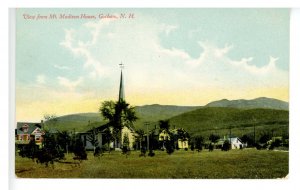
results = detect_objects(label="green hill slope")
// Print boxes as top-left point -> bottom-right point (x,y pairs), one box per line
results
44,105 -> 200,132
44,113 -> 105,132
168,107 -> 289,138
42,98 -> 289,139
134,104 -> 200,129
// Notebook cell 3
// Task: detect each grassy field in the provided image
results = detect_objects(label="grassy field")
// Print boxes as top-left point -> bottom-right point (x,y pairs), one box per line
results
15,149 -> 288,179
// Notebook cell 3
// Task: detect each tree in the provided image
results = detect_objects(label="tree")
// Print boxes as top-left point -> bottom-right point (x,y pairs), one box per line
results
165,138 -> 174,155
209,134 -> 220,143
122,133 -> 130,158
191,143 -> 195,152
159,120 -> 170,132
147,130 -> 156,157
259,132 -> 271,144
208,143 -> 214,152
194,136 -> 204,152
73,138 -> 87,161
57,131 -> 71,154
135,129 -> 145,150
100,100 -> 138,148
103,127 -> 114,152
35,132 -> 65,167
222,140 -> 231,151
241,134 -> 254,147
43,114 -> 58,130
140,146 -> 147,157
87,127 -> 99,154
19,135 -> 38,160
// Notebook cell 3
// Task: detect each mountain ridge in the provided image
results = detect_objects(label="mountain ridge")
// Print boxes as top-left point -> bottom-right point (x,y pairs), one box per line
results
19,97 -> 289,134
205,97 -> 288,110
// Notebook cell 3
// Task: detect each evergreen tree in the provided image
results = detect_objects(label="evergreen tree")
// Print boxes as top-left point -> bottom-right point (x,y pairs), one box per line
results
191,143 -> 195,152
57,131 -> 71,154
122,133 -> 130,158
103,127 -> 114,152
209,134 -> 220,143
222,140 -> 231,151
73,138 -> 87,161
135,129 -> 145,150
36,132 -> 65,167
195,136 -> 204,152
165,137 -> 175,155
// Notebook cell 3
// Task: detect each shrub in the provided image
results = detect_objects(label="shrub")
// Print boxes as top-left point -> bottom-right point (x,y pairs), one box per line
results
140,146 -> 146,157
165,140 -> 174,155
18,137 -> 39,160
122,133 -> 130,158
208,143 -> 214,152
241,134 -> 255,147
256,142 -> 269,150
73,139 -> 87,161
273,139 -> 282,147
195,136 -> 204,152
259,133 -> 271,144
148,149 -> 155,157
94,146 -> 104,157
191,143 -> 195,151
222,140 -> 230,151
35,133 -> 65,167
209,134 -> 220,143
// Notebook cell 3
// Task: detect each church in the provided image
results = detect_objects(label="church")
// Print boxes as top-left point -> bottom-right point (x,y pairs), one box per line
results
79,66 -> 137,151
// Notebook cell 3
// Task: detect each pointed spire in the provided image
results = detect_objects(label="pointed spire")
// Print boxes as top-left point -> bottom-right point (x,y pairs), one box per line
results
118,63 -> 125,102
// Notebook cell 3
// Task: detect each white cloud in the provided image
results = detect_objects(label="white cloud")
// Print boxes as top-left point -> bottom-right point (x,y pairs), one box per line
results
36,75 -> 46,84
155,45 -> 191,60
57,76 -> 83,91
60,28 -> 109,78
60,17 -> 288,99
160,24 -> 178,36
83,19 -> 113,46
54,64 -> 71,70
229,56 -> 280,75
186,42 -> 283,75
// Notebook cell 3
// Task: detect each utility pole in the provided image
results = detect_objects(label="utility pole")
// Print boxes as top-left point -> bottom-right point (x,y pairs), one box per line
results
229,126 -> 232,145
253,125 -> 256,144
253,118 -> 256,144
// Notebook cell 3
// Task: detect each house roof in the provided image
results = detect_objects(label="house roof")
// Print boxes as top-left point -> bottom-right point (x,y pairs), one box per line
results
216,137 -> 243,144
86,123 -> 110,133
16,122 -> 42,135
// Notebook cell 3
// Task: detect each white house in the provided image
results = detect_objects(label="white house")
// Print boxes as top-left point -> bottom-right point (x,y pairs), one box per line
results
227,137 -> 245,149
217,136 -> 246,149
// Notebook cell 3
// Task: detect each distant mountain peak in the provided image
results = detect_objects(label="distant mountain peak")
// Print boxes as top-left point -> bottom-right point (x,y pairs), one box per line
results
205,97 -> 288,110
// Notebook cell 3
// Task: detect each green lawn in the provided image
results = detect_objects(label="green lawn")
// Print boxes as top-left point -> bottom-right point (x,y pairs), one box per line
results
15,148 -> 288,179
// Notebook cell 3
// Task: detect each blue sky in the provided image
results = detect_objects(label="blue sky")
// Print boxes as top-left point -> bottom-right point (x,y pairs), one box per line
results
16,8 -> 289,121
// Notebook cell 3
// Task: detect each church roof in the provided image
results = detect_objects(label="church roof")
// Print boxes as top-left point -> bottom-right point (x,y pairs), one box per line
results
118,70 -> 125,101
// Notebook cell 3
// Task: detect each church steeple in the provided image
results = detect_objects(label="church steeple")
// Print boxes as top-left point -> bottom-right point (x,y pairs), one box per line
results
118,63 -> 125,102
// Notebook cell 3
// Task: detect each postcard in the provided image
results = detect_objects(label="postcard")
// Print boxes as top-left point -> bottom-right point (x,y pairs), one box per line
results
14,8 -> 289,179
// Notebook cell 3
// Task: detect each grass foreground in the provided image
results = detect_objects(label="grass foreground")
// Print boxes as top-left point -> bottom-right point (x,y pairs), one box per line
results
15,148 -> 288,179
